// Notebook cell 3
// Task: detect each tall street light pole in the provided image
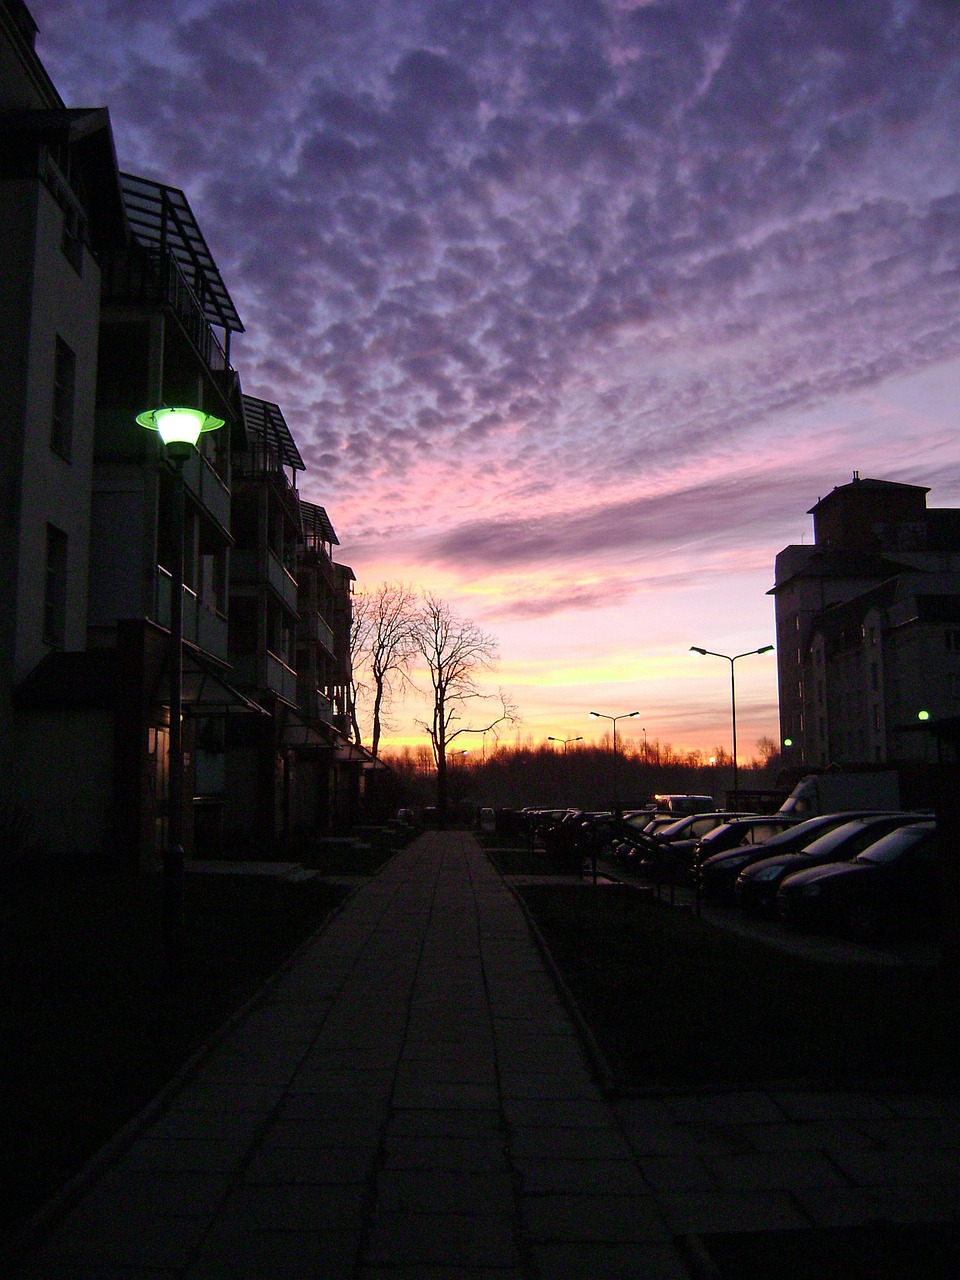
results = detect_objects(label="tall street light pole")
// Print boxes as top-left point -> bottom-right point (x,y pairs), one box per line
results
548,736 -> 583,753
138,406 -> 224,981
689,645 -> 774,804
589,710 -> 639,811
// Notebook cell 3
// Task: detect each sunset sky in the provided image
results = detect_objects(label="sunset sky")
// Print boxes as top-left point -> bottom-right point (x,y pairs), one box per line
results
31,0 -> 960,759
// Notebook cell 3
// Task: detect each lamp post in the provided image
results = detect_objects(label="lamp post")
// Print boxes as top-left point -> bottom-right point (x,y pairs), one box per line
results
689,645 -> 773,804
548,736 -> 583,753
138,407 -> 224,979
589,710 -> 639,811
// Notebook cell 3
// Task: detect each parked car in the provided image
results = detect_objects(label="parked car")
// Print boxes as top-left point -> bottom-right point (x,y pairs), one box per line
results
704,811 -> 899,907
637,811 -> 758,883
775,820 -> 939,941
651,794 -> 717,816
735,813 -> 922,915
691,815 -> 804,895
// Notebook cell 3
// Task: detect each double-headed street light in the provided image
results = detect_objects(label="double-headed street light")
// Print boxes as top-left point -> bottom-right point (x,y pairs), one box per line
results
548,735 -> 583,753
138,406 -> 224,979
689,645 -> 774,802
589,710 -> 639,810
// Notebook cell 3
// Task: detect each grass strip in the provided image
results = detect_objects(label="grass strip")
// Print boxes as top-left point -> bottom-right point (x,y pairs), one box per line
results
517,883 -> 960,1091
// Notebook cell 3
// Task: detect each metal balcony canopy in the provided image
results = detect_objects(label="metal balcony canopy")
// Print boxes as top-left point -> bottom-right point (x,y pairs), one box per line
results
241,395 -> 305,470
300,500 -> 340,546
119,171 -> 243,335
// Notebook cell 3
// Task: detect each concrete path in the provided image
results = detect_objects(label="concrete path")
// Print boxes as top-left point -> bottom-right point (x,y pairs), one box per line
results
10,831 -> 959,1278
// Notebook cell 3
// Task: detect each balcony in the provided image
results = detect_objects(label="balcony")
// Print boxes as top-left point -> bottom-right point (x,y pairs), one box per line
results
304,611 -> 336,656
234,441 -> 301,526
231,548 -> 298,616
182,449 -> 230,534
155,568 -> 228,662
231,651 -> 297,706
267,548 -> 299,615
99,243 -> 227,375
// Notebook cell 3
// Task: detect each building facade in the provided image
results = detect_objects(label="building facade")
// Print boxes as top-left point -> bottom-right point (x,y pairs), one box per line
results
771,474 -> 960,770
1,0 -> 362,869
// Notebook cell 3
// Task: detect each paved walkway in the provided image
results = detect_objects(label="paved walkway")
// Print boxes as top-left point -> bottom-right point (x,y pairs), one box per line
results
11,831 -> 959,1278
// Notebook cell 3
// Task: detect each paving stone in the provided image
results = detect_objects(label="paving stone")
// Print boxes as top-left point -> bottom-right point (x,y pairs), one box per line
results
513,1156 -> 646,1196
770,1090 -> 897,1121
244,1144 -> 374,1184
744,1119 -> 879,1152
365,1210 -> 522,1267
387,1107 -> 506,1139
530,1240 -> 690,1279
510,1125 -> 635,1162
521,1192 -> 665,1243
830,1146 -> 960,1188
217,1183 -> 366,1232
794,1181 -> 960,1227
653,1188 -> 809,1234
382,1135 -> 513,1173
662,1091 -> 785,1126
185,1223 -> 358,1279
705,1149 -> 851,1190
375,1168 -> 516,1214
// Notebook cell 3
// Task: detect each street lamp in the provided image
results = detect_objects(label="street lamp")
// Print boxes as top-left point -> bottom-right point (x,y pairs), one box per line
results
138,405 -> 224,979
589,710 -> 639,810
548,736 -> 583,753
689,645 -> 773,803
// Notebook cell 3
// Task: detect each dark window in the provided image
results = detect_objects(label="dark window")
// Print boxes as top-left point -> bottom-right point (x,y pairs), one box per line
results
51,336 -> 75,459
44,523 -> 68,647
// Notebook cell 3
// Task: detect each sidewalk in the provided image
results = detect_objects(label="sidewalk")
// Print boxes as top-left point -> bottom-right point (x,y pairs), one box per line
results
10,831 -> 959,1278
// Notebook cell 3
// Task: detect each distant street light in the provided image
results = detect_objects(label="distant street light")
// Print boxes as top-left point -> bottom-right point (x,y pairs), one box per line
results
689,645 -> 774,802
548,735 -> 583,753
138,405 -> 224,981
589,710 -> 639,809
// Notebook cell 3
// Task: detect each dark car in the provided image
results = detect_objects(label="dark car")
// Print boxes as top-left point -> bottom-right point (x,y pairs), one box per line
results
736,813 -> 922,916
636,811 -> 755,882
692,815 -> 804,895
775,821 -> 939,941
698,812 -> 861,904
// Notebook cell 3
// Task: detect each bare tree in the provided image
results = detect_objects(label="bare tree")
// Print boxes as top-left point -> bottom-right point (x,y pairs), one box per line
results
351,582 -> 419,756
411,593 -> 517,822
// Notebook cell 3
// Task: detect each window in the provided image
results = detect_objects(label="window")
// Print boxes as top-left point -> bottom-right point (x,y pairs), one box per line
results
44,524 -> 68,647
51,337 -> 75,459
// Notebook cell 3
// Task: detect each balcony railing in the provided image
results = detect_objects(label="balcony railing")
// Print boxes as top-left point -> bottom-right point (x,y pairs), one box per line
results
267,548 -> 298,614
98,243 -> 227,374
155,567 -> 228,662
231,650 -> 298,705
303,612 -> 336,655
182,450 -> 230,532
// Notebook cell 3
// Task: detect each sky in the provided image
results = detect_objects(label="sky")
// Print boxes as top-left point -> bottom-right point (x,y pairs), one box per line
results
29,0 -> 960,759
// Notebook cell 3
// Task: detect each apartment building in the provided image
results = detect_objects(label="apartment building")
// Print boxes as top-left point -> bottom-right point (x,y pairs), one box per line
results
771,474 -> 960,769
1,1 -> 362,867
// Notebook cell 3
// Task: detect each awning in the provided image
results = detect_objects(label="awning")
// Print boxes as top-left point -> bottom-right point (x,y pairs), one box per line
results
154,649 -> 268,716
180,654 -> 268,716
279,709 -> 336,750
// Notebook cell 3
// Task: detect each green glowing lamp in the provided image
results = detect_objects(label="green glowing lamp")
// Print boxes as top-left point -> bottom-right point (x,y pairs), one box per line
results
918,710 -> 930,722
137,406 -> 224,459
783,737 -> 793,747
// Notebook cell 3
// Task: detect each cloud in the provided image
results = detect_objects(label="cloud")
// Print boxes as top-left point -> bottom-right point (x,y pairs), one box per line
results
30,0 -> 960,534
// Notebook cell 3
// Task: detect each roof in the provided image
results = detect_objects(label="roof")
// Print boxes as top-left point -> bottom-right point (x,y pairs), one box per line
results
300,500 -> 339,546
240,395 -> 305,470
807,476 -> 930,516
120,171 -> 243,334
1,107 -> 127,246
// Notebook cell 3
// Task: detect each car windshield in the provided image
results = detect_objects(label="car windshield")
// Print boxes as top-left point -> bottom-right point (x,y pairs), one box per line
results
799,819 -> 882,857
856,824 -> 934,864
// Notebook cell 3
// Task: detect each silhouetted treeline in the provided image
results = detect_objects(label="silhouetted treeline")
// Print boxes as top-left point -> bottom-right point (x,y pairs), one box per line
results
381,740 -> 784,813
